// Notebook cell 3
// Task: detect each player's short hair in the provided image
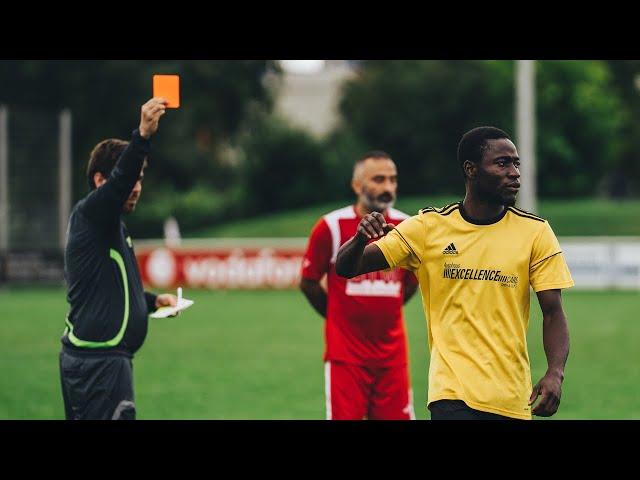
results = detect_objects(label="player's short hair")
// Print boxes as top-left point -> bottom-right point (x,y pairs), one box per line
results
353,150 -> 393,181
457,126 -> 511,178
86,139 -> 148,190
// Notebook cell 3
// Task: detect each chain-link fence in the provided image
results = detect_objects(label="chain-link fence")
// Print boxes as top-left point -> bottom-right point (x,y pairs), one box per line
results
0,105 -> 71,284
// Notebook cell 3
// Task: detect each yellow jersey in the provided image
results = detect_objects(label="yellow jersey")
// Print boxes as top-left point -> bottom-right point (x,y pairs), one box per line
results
375,202 -> 574,419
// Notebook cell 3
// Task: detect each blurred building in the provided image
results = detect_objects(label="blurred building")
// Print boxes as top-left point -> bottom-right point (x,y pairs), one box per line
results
271,60 -> 358,138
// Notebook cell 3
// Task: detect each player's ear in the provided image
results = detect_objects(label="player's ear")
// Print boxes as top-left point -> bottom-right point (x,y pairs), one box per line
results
93,172 -> 107,188
463,160 -> 477,180
351,177 -> 362,196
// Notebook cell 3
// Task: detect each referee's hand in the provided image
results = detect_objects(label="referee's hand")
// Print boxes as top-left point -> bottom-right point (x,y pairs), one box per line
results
139,97 -> 168,139
155,293 -> 180,317
356,212 -> 395,242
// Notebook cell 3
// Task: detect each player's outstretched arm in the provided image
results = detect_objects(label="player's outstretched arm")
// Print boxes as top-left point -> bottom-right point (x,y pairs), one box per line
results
336,212 -> 392,278
403,273 -> 419,304
529,288 -> 570,417
299,279 -> 327,318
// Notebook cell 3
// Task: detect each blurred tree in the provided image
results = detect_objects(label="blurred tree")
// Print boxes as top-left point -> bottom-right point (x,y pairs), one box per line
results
0,60 -> 631,237
0,60 -> 277,197
338,60 -> 513,197
237,111 -> 329,214
536,61 -> 625,197
603,60 -> 640,196
322,127 -> 371,201
338,60 -> 625,198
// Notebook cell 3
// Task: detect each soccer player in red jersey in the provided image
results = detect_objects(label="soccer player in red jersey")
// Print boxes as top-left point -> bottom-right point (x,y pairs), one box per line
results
300,151 -> 419,420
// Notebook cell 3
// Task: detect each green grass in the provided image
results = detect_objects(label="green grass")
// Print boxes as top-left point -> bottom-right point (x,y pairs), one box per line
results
1,287 -> 638,419
190,197 -> 640,238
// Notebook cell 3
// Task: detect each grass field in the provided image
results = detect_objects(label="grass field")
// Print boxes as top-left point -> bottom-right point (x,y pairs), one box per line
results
190,197 -> 640,238
1,287 -> 639,419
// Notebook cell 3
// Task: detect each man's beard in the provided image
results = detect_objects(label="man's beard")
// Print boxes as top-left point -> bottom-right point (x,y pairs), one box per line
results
502,196 -> 516,207
360,188 -> 395,213
476,180 -> 516,207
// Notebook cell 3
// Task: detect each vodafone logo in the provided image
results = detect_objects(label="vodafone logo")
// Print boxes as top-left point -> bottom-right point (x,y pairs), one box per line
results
182,248 -> 302,289
146,248 -> 177,288
137,246 -> 306,289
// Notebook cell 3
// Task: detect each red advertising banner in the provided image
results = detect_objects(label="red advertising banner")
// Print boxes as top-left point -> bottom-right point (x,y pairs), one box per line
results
135,239 -> 307,289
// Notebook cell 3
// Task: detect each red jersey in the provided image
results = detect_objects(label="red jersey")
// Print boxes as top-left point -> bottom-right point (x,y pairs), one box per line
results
301,205 -> 418,367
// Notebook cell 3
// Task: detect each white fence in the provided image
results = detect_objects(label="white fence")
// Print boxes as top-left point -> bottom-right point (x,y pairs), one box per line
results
561,237 -> 640,290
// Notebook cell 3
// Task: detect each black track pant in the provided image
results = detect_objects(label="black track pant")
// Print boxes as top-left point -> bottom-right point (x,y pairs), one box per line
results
59,349 -> 136,420
429,400 -> 518,420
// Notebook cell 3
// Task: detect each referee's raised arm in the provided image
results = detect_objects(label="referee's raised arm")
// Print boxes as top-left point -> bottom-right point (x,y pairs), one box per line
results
82,97 -> 167,224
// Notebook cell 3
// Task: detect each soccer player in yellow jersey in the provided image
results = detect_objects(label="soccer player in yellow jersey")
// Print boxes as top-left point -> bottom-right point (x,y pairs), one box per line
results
335,126 -> 574,420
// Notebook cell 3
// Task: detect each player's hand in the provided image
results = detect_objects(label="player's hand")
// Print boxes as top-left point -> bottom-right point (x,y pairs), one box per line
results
529,371 -> 563,417
155,293 -> 180,317
356,212 -> 395,242
139,97 -> 168,139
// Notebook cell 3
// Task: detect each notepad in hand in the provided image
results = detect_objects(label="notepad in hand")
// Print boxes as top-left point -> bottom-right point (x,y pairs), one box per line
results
150,297 -> 194,318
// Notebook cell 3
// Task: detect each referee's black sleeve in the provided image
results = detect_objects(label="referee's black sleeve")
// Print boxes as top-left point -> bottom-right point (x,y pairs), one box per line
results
145,292 -> 158,313
82,129 -> 151,226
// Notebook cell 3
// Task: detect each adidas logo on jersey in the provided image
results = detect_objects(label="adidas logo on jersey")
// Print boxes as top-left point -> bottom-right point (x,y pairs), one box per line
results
443,243 -> 459,255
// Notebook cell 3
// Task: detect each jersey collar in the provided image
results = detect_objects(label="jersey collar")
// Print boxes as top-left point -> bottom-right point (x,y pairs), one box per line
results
458,201 -> 509,226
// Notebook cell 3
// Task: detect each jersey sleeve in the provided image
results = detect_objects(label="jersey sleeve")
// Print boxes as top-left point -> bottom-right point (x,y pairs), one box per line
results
80,129 -> 150,227
374,214 -> 423,272
529,221 -> 575,292
145,291 -> 158,314
301,218 -> 332,281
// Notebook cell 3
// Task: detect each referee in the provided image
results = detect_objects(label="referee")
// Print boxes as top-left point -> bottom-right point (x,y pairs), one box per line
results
59,97 -> 178,420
